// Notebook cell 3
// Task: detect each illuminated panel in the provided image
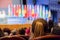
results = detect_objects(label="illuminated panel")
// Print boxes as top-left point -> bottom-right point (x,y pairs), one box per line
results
8,4 -> 12,17
40,5 -> 43,18
48,9 -> 51,21
13,4 -> 16,17
13,5 -> 21,17
37,5 -> 40,18
42,5 -> 45,19
26,5 -> 31,18
14,5 -> 18,17
24,5 -> 28,18
45,7 -> 49,21
15,5 -> 19,17
8,4 -> 11,16
31,5 -> 35,18
34,5 -> 37,18
24,5 -> 27,17
18,5 -> 21,17
21,5 -> 24,17
29,5 -> 32,17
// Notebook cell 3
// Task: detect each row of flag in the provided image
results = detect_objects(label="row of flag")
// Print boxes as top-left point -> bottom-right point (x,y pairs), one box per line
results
8,4 -> 51,20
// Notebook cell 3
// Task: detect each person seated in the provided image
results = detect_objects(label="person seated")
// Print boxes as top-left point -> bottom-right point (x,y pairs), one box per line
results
4,32 -> 9,36
25,27 -> 30,36
51,25 -> 60,35
29,18 -> 48,40
10,29 -> 19,36
0,28 -> 4,37
48,17 -> 54,33
18,28 -> 26,35
3,28 -> 11,36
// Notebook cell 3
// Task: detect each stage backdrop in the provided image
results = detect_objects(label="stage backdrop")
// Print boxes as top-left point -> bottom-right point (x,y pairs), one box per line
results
0,0 -> 50,24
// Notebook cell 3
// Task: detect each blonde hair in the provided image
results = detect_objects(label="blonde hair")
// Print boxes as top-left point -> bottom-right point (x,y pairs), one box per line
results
33,21 -> 44,37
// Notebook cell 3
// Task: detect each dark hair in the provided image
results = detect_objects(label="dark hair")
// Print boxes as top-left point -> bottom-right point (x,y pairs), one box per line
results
3,28 -> 11,35
12,31 -> 17,35
19,28 -> 25,35
0,28 -> 4,37
32,18 -> 48,33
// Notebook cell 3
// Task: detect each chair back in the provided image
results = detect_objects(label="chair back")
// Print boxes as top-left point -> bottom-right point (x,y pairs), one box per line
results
19,35 -> 29,40
33,35 -> 60,40
0,36 -> 25,40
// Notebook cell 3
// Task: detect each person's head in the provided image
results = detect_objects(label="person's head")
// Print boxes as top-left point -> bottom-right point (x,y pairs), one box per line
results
19,28 -> 26,35
25,28 -> 30,35
11,29 -> 18,35
3,28 -> 11,35
0,28 -> 3,32
4,32 -> 8,36
31,18 -> 47,37
0,28 -> 4,37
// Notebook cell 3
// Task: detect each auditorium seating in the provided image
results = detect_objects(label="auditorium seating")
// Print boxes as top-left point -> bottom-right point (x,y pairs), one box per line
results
0,24 -> 31,30
33,35 -> 60,40
20,35 -> 29,40
0,36 -> 25,40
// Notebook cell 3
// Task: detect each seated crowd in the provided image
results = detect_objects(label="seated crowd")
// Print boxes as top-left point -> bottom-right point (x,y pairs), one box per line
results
0,18 -> 60,40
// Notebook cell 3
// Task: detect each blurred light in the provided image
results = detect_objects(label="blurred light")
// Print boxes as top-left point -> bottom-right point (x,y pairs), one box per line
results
43,5 -> 45,19
37,5 -> 39,18
40,5 -> 43,18
45,7 -> 49,21
48,10 -> 51,18
8,4 -> 11,16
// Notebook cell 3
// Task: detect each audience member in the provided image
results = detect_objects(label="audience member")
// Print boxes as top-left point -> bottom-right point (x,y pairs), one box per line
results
51,26 -> 60,35
48,17 -> 54,33
4,32 -> 8,36
32,18 -> 48,33
10,29 -> 19,36
29,18 -> 48,40
25,27 -> 30,36
3,28 -> 11,36
19,28 -> 26,35
0,28 -> 4,37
